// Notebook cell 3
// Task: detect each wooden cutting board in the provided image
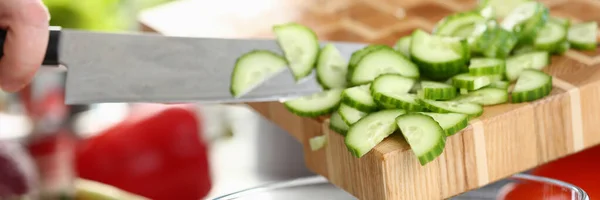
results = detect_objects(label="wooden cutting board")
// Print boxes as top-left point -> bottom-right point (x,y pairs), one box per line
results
139,0 -> 600,199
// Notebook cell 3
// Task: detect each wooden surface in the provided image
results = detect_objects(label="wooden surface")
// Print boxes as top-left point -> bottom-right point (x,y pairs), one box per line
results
139,0 -> 600,199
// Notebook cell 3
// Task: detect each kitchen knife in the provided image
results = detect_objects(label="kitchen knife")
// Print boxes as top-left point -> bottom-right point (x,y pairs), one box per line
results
0,27 -> 367,105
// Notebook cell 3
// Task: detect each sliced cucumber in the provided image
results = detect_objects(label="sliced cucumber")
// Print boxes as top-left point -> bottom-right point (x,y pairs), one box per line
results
505,51 -> 550,81
396,113 -> 446,165
452,73 -> 492,90
316,44 -> 348,89
500,1 -> 549,43
338,103 -> 368,125
283,89 -> 343,117
454,87 -> 509,106
420,81 -> 457,100
418,99 -> 484,118
433,11 -> 487,38
347,45 -> 388,82
230,50 -> 287,97
411,29 -> 469,80
478,0 -> 532,19
419,112 -> 469,136
486,81 -> 510,89
534,19 -> 568,53
309,135 -> 328,151
511,69 -> 552,103
345,109 -> 406,158
394,36 -> 412,58
469,57 -> 505,75
342,84 -> 379,112
350,47 -> 419,85
371,74 -> 415,95
377,101 -> 401,109
329,112 -> 349,136
273,23 -> 320,80
568,22 -> 598,51
478,22 -> 519,58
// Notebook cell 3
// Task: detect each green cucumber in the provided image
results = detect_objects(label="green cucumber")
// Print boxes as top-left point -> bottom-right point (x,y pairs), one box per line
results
316,44 -> 348,89
418,99 -> 484,118
454,87 -> 509,106
411,29 -> 469,80
338,103 -> 368,125
505,51 -> 550,81
419,112 -> 469,136
534,19 -> 568,53
478,22 -> 519,58
500,1 -> 549,43
309,135 -> 328,151
283,89 -> 343,117
342,84 -> 379,112
273,23 -> 320,80
433,11 -> 487,38
345,109 -> 406,158
486,81 -> 510,89
394,36 -> 412,58
568,22 -> 598,51
350,47 -> 420,85
347,45 -> 388,82
329,112 -> 349,136
230,50 -> 287,97
420,81 -> 457,100
371,75 -> 424,111
469,57 -> 505,75
396,113 -> 446,165
478,0 -> 532,19
452,73 -> 492,90
511,69 -> 552,103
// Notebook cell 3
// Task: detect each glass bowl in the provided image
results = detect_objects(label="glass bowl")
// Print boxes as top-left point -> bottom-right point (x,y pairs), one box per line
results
212,173 -> 588,200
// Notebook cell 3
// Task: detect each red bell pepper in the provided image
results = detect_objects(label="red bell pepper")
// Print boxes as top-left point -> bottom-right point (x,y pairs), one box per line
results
75,104 -> 212,200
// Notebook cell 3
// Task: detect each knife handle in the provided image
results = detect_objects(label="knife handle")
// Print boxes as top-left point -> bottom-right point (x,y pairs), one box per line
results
0,26 -> 61,66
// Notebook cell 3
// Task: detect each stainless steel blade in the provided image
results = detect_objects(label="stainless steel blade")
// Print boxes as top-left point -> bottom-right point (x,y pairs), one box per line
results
59,30 -> 366,104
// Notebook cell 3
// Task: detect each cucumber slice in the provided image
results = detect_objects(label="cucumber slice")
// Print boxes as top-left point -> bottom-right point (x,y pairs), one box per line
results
433,11 -> 487,37
371,75 -> 424,111
394,36 -> 412,58
309,135 -> 328,151
478,22 -> 519,58
273,23 -> 320,80
377,101 -> 401,109
316,44 -> 348,89
534,19 -> 568,53
452,73 -> 492,90
350,47 -> 420,85
469,58 -> 505,75
230,50 -> 287,97
420,81 -> 457,100
338,103 -> 368,125
395,113 -> 446,165
454,87 -> 509,106
419,112 -> 469,136
500,1 -> 549,43
329,112 -> 349,136
411,29 -> 469,80
283,89 -> 343,117
347,45 -> 388,82
511,69 -> 552,103
342,84 -> 379,112
418,99 -> 484,118
505,51 -> 550,81
512,45 -> 535,55
345,109 -> 406,158
568,22 -> 598,51
486,81 -> 510,89
478,0 -> 532,19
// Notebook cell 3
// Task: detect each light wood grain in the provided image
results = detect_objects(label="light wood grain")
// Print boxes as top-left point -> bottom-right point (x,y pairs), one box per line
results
138,0 -> 600,199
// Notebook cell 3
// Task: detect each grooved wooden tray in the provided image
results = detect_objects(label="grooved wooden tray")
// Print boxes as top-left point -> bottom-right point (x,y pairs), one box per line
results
138,0 -> 600,199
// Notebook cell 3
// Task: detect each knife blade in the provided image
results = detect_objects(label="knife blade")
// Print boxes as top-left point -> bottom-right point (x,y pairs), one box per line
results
0,27 -> 367,104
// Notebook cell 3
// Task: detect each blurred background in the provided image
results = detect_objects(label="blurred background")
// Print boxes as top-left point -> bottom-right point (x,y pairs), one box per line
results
1,0 -> 600,200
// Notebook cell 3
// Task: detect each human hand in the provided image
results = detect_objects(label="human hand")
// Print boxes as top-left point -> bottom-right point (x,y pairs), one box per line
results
0,0 -> 49,92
